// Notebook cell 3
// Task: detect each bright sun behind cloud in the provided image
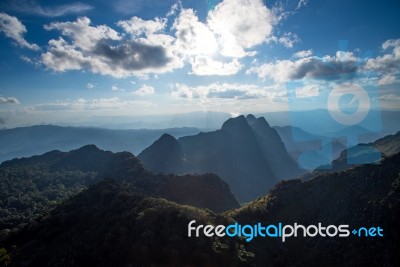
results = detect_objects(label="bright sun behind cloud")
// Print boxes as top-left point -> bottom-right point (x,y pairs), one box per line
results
192,25 -> 218,55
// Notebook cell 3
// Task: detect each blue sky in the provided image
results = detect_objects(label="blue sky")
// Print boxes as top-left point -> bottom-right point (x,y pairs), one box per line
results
0,0 -> 399,128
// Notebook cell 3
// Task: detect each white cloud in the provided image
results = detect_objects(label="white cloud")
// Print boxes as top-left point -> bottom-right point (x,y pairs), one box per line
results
41,37 -> 89,71
31,97 -> 155,111
86,83 -> 95,89
296,0 -> 308,10
35,1 -> 297,78
117,16 -> 166,36
166,2 -> 180,17
44,17 -> 121,50
247,51 -> 359,82
0,13 -> 39,50
293,49 -> 312,58
207,0 -> 276,57
0,97 -> 20,104
170,0 -> 278,75
11,1 -> 93,17
173,9 -> 218,57
190,57 -> 242,76
41,17 -> 182,78
275,32 -> 299,48
374,93 -> 400,110
366,38 -> 400,74
382,39 -> 400,50
376,94 -> 400,101
295,85 -> 319,98
171,82 -> 280,101
378,74 -> 397,86
111,85 -> 125,92
248,39 -> 400,85
133,84 -> 155,96
20,55 -> 41,67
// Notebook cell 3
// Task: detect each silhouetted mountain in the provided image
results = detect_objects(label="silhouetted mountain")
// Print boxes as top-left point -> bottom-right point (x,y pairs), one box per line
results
249,117 -> 300,179
0,125 -> 200,163
3,179 -> 252,267
0,146 -> 239,231
138,134 -> 187,173
139,115 -> 302,202
228,152 -> 400,266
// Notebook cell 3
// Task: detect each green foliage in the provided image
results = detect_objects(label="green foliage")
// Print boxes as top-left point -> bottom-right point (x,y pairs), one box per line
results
0,248 -> 11,267
0,164 -> 96,231
4,180 -> 252,267
0,145 -> 239,234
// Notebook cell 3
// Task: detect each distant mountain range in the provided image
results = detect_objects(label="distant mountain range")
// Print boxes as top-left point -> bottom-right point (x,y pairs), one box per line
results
259,109 -> 400,137
139,115 -> 302,202
0,145 -> 239,231
22,109 -> 397,133
0,125 -> 200,163
273,125 -> 347,168
314,131 -> 400,174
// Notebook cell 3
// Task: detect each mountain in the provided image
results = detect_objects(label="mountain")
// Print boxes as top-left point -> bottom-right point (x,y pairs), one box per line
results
0,125 -> 200,163
227,151 -> 400,266
3,148 -> 399,266
2,179 -> 253,267
0,145 -> 239,231
312,131 -> 400,174
274,126 -> 346,159
274,125 -> 347,169
258,109 -> 400,137
248,116 -> 300,179
138,133 -> 187,173
139,115 -> 302,202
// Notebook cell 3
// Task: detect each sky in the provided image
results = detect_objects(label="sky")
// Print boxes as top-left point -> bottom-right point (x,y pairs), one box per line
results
0,0 -> 399,128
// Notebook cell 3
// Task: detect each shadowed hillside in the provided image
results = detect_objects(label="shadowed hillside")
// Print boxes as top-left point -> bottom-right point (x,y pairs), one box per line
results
0,145 -> 239,232
228,152 -> 400,266
3,179 -> 253,267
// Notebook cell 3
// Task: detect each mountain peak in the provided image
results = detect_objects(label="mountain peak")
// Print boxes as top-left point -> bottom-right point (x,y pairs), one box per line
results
138,133 -> 185,174
158,133 -> 177,143
221,115 -> 250,133
254,117 -> 271,128
245,114 -> 257,125
75,144 -> 101,152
